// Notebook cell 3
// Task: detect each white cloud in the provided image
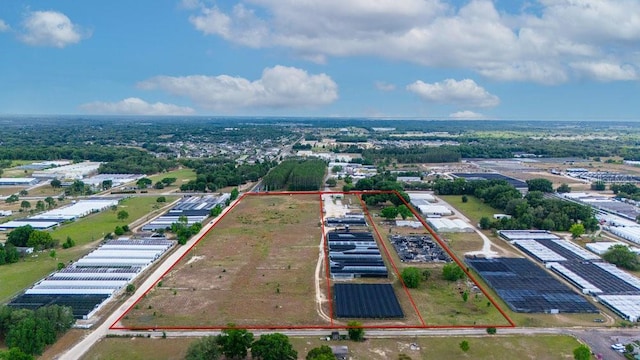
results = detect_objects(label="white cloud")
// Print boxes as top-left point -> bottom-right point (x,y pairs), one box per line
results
407,78 -> 499,108
0,19 -> 9,32
20,10 -> 89,48
185,0 -> 640,84
80,98 -> 195,115
570,61 -> 638,82
138,65 -> 338,110
375,81 -> 396,91
449,110 -> 485,119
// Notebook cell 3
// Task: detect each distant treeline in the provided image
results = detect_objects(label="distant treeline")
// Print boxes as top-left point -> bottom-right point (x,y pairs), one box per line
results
179,158 -> 275,192
262,158 -> 326,191
0,146 -> 175,175
433,178 -> 598,232
363,146 -> 461,164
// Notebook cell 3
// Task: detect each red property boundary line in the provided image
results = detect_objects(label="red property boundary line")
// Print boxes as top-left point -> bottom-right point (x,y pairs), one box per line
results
111,190 -> 514,331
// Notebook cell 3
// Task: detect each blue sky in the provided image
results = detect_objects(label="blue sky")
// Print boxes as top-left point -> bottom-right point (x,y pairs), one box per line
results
1,0 -> 639,120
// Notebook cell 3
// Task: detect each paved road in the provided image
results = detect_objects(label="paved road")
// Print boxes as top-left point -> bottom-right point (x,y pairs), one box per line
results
56,198 -> 240,360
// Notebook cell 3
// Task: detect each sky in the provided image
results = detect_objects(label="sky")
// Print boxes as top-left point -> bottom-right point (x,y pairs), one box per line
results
1,0 -> 639,120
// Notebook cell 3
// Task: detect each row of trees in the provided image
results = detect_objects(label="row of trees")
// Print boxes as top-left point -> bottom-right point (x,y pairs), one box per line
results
185,326 -> 298,360
180,158 -> 274,192
0,243 -> 21,265
262,159 -> 327,191
362,146 -> 461,164
401,264 -> 465,289
6,225 -> 57,250
0,305 -> 75,356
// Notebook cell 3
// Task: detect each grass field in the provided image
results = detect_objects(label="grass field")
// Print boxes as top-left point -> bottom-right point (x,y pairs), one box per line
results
123,194 -> 328,328
147,168 -> 196,185
438,195 -> 497,225
80,334 -> 583,360
0,196 -> 177,303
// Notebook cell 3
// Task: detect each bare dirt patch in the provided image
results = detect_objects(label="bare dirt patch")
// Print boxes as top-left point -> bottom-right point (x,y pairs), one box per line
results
123,194 -> 329,328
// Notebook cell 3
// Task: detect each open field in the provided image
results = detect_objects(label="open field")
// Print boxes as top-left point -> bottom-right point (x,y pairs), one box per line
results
123,194 -> 328,328
147,168 -> 196,185
0,196 -> 177,303
80,334 -> 583,360
438,195 -> 497,225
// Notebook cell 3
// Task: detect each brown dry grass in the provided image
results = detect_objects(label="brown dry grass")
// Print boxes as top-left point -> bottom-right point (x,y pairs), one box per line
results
124,194 -> 329,328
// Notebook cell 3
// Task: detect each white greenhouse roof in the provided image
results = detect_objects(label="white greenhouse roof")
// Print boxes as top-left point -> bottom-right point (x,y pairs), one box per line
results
547,262 -> 602,294
513,240 -> 567,262
597,295 -> 640,322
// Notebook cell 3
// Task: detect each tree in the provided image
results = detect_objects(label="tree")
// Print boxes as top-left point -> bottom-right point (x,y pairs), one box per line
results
156,196 -> 166,203
626,344 -> 635,353
210,205 -> 223,217
347,320 -> 364,341
5,194 -> 19,204
114,226 -> 124,236
459,340 -> 470,352
101,180 -> 113,190
591,181 -> 606,191
125,284 -> 135,295
397,205 -> 412,220
557,183 -> 571,193
49,250 -> 56,260
185,336 -> 220,360
136,178 -> 152,189
161,177 -> 177,185
62,236 -> 75,249
325,178 -> 337,187
230,188 -> 239,201
306,345 -> 336,360
117,210 -> 129,221
20,201 -> 30,211
251,333 -> 297,360
18,190 -> 28,196
154,182 -> 165,189
35,201 -> 45,212
462,291 -> 469,302
569,223 -> 585,239
442,263 -> 465,281
401,267 -> 421,288
526,178 -> 554,193
572,344 -> 590,360
486,327 -> 497,335
7,226 -> 34,247
603,245 -> 640,271
380,206 -> 399,220
0,347 -> 35,360
44,197 -> 55,209
218,326 -> 254,359
461,195 -> 468,203
26,231 -> 55,250
50,179 -> 61,188
479,216 -> 492,230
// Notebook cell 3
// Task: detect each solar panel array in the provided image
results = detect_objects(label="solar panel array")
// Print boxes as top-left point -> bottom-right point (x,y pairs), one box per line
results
334,284 -> 404,318
466,258 -> 598,313
328,231 -> 388,278
500,230 -> 640,321
9,238 -> 174,319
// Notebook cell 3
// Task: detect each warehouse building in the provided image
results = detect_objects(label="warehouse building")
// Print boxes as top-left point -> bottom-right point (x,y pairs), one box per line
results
141,194 -> 229,231
32,161 -> 101,180
9,238 -> 173,319
0,177 -> 38,186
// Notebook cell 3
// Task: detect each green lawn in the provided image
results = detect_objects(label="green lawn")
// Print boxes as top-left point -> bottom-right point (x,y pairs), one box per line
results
0,196 -> 177,303
439,195 -> 498,224
147,168 -> 196,185
81,334 -> 584,360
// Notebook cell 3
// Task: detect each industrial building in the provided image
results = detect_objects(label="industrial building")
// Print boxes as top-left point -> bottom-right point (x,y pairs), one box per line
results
83,173 -> 146,188
9,238 -> 174,319
327,230 -> 388,278
0,177 -> 38,186
427,218 -> 473,233
415,205 -> 452,216
0,198 -> 120,231
32,161 -> 101,180
141,194 -> 230,231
